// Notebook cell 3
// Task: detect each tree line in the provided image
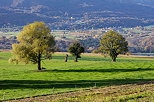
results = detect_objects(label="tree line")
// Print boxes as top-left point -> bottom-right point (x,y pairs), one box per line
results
9,22 -> 128,70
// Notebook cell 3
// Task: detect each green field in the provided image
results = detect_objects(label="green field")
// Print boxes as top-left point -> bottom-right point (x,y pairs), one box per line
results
0,53 -> 154,101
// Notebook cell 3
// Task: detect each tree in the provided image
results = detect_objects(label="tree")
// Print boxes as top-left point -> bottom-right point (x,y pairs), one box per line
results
64,54 -> 69,62
141,37 -> 154,53
68,42 -> 84,62
9,22 -> 55,70
99,31 -> 128,62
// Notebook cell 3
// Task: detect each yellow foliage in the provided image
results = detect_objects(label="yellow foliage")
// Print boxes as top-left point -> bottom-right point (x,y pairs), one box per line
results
10,22 -> 55,66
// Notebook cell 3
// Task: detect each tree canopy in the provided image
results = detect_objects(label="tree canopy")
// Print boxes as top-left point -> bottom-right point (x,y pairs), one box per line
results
99,31 -> 128,62
9,22 -> 55,70
68,42 -> 84,62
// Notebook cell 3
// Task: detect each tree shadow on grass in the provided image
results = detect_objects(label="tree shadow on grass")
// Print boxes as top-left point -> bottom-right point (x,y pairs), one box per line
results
0,79 -> 153,90
44,68 -> 154,73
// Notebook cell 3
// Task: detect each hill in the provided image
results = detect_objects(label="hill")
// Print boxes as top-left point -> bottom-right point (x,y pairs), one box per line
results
1,0 -> 154,29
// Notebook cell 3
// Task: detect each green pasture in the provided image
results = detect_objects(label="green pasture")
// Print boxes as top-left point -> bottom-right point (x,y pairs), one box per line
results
0,53 -> 154,101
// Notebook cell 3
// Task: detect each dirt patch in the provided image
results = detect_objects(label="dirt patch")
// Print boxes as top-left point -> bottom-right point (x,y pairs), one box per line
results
0,50 -> 11,53
54,52 -> 154,59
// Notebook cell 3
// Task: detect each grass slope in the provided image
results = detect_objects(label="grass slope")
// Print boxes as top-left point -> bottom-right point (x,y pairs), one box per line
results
0,53 -> 154,101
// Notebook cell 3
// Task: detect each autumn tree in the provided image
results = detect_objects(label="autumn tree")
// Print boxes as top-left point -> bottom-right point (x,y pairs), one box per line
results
141,37 -> 154,53
68,42 -> 84,62
99,31 -> 128,62
9,22 -> 55,70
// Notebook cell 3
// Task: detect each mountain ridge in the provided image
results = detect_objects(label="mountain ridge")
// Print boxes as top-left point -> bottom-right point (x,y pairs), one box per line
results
1,0 -> 154,29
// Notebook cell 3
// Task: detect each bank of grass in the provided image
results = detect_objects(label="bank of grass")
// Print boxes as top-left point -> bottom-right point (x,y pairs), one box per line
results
0,52 -> 154,101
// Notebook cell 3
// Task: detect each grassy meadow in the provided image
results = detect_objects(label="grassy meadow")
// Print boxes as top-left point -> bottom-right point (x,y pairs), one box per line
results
0,52 -> 154,101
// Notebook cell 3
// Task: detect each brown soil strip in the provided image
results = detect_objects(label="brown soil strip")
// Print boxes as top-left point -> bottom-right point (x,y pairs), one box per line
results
55,52 -> 154,59
1,51 -> 154,59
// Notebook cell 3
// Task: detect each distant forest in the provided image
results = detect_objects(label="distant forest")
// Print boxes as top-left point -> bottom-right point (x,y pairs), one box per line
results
1,35 -> 154,53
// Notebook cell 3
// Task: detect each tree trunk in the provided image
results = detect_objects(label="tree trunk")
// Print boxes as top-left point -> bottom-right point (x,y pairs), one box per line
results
110,50 -> 117,62
38,53 -> 42,70
74,56 -> 78,62
112,55 -> 117,62
64,54 -> 68,62
112,57 -> 116,62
